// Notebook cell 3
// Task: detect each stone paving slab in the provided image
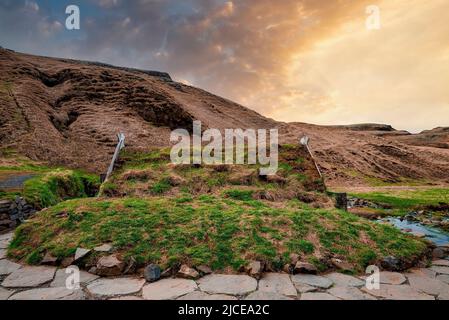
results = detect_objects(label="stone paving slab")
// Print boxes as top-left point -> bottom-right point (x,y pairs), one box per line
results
2,266 -> 56,288
325,272 -> 365,287
143,278 -> 197,300
51,267 -> 99,287
0,259 -> 21,276
294,283 -> 317,293
110,296 -> 143,300
301,292 -> 340,300
258,273 -> 297,298
361,285 -> 434,300
327,287 -> 376,300
0,249 -> 6,260
0,287 -> 15,300
8,287 -> 85,300
380,272 -> 407,285
197,275 -> 257,296
436,274 -> 449,285
177,291 -> 238,300
245,291 -> 293,300
291,274 -> 333,289
430,266 -> 449,275
406,269 -> 449,296
0,232 -> 14,241
433,260 -> 449,267
87,277 -> 145,298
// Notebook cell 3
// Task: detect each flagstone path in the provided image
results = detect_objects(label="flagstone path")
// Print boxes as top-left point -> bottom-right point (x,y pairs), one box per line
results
1,231 -> 449,300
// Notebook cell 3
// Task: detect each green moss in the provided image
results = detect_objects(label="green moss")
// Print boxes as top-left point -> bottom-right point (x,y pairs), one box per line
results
23,170 -> 100,209
224,189 -> 254,201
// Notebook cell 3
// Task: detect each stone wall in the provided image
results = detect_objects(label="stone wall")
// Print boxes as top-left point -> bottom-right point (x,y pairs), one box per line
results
0,197 -> 36,232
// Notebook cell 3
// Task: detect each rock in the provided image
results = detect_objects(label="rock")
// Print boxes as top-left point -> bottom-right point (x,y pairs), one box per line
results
60,257 -> 75,268
144,264 -> 161,282
381,256 -> 406,271
258,273 -> 297,298
433,259 -> 449,267
324,272 -> 365,287
51,268 -> 99,287
430,266 -> 449,275
294,283 -> 317,293
246,261 -> 263,279
331,258 -> 353,272
2,266 -> 56,288
74,248 -> 91,261
178,291 -> 237,300
197,275 -> 257,296
142,279 -> 198,300
291,274 -> 333,289
94,244 -> 113,253
301,292 -> 340,300
246,291 -> 293,300
0,249 -> 6,260
41,253 -> 58,266
177,264 -> 200,279
294,262 -> 318,274
9,287 -> 85,300
328,287 -> 376,300
0,259 -> 21,276
0,287 -> 14,300
380,272 -> 407,285
197,265 -> 212,275
406,269 -> 449,296
87,278 -> 145,298
436,274 -> 449,284
411,232 -> 426,238
161,267 -> 173,278
361,284 -> 434,300
96,254 -> 125,276
289,253 -> 300,265
109,296 -> 143,300
282,264 -> 292,274
433,248 -> 446,259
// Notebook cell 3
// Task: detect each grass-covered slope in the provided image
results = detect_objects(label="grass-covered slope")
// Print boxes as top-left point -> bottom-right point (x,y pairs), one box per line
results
6,145 -> 429,273
9,195 -> 426,273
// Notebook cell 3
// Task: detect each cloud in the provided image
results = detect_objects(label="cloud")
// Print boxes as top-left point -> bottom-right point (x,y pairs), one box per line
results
0,0 -> 448,132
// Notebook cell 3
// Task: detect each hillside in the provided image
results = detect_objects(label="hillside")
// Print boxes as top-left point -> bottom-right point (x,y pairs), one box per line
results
1,48 -> 449,188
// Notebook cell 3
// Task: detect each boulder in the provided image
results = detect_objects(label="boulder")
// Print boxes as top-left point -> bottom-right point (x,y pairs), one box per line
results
41,253 -> 58,266
197,265 -> 212,275
294,262 -> 318,274
144,264 -> 161,282
177,265 -> 200,279
246,261 -> 263,279
74,248 -> 91,262
331,258 -> 353,272
96,254 -> 125,276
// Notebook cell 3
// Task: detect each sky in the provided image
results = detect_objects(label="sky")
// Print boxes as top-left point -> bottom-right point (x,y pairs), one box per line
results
0,0 -> 448,133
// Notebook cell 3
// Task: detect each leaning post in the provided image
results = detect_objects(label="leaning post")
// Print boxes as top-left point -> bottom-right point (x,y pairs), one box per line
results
98,133 -> 126,199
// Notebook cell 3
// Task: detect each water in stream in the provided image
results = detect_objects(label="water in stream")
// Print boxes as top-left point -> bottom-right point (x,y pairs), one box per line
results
381,217 -> 449,247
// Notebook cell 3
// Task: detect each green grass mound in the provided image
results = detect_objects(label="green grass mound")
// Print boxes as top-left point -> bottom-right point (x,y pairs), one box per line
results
8,195 -> 427,273
22,169 -> 100,209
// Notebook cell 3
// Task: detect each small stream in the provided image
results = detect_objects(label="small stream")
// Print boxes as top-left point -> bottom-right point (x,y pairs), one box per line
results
380,217 -> 449,246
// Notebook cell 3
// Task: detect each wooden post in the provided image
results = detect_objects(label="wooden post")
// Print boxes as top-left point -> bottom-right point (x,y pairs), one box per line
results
104,133 -> 125,183
300,135 -> 323,179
